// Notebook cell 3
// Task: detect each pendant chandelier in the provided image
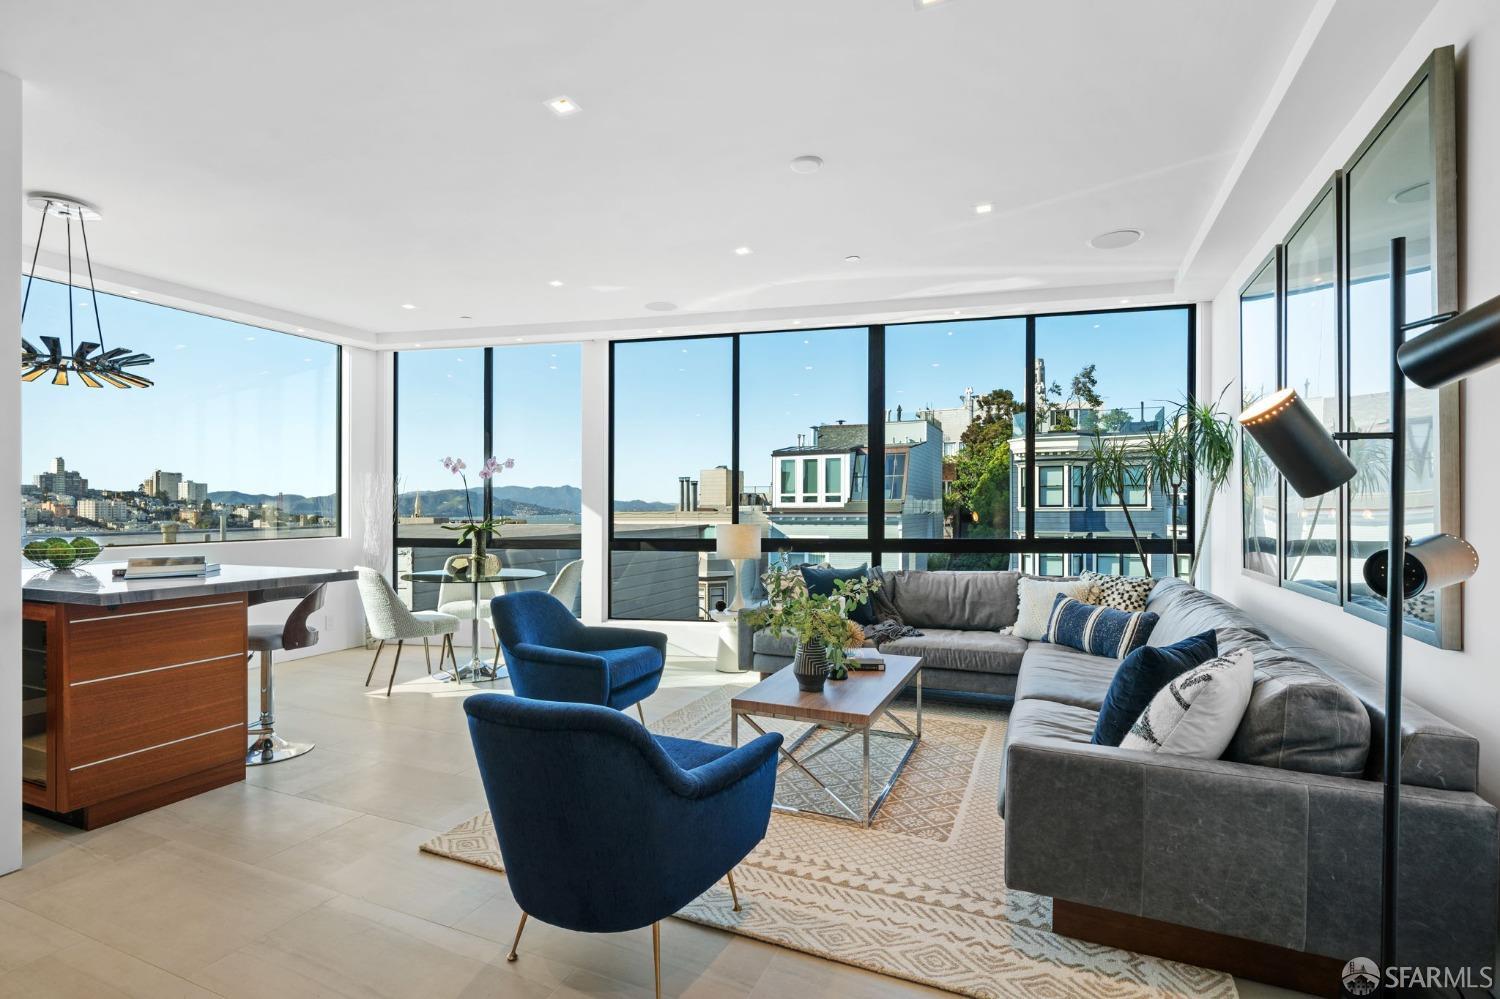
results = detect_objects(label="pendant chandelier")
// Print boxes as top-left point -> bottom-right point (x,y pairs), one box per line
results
20,194 -> 155,388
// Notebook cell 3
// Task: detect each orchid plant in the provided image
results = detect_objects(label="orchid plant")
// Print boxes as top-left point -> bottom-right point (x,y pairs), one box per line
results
439,455 -> 515,548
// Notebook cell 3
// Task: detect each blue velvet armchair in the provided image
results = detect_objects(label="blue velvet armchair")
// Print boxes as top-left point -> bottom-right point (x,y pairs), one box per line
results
464,694 -> 782,998
490,591 -> 666,722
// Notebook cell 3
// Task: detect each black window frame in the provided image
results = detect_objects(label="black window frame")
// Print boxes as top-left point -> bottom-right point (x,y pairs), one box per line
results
604,303 -> 1196,618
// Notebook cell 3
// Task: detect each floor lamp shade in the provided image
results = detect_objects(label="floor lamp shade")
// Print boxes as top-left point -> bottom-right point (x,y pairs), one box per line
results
715,523 -> 762,561
1362,533 -> 1479,600
1238,388 -> 1357,498
1398,291 -> 1500,389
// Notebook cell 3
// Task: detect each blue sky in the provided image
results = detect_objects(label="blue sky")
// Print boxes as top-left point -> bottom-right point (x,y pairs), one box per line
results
615,309 -> 1191,504
21,278 -> 338,497
397,344 -> 582,493
22,276 -> 1191,505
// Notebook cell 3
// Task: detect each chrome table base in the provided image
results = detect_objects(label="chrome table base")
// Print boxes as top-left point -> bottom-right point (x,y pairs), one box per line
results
730,671 -> 923,828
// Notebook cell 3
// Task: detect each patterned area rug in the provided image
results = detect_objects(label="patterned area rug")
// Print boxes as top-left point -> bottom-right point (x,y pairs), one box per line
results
422,686 -> 1236,998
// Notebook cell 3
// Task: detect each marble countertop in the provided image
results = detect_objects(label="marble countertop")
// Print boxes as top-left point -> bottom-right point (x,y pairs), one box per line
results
21,563 -> 357,606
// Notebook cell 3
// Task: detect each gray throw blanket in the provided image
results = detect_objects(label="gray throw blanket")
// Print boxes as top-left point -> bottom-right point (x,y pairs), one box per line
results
863,619 -> 922,646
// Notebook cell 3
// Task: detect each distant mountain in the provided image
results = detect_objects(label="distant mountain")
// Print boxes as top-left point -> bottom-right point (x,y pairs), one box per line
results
208,491 -> 336,517
614,499 -> 676,512
494,484 -> 581,513
396,487 -> 569,519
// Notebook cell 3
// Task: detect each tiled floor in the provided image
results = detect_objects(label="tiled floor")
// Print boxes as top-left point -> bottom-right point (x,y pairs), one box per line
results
4,645 -> 1309,998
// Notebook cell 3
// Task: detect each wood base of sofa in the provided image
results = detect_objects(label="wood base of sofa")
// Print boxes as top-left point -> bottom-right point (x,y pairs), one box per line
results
1051,898 -> 1344,998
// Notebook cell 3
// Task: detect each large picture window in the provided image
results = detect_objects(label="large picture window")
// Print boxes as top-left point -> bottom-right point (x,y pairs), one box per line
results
20,279 -> 340,545
609,305 -> 1195,619
395,344 -> 583,616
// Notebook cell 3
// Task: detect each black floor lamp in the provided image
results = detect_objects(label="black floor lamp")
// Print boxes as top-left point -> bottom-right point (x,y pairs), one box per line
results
1239,236 -> 1495,977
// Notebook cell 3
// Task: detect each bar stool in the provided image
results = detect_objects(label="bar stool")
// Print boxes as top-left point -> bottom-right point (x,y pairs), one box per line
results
246,584 -> 325,766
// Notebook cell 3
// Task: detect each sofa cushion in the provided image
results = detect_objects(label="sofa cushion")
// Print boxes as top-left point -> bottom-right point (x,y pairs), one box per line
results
798,564 -> 877,626
881,570 -> 1019,631
1044,595 -> 1158,658
1226,641 -> 1372,779
751,629 -> 797,660
1014,643 -> 1120,710
1122,648 -> 1254,758
998,697 -> 1099,816
1081,570 -> 1155,612
1092,630 -> 1219,746
881,629 -> 1026,675
1014,576 -> 1098,640
1145,578 -> 1269,648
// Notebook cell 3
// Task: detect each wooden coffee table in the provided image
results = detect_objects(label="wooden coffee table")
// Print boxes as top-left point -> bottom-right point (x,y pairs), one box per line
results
730,654 -> 922,827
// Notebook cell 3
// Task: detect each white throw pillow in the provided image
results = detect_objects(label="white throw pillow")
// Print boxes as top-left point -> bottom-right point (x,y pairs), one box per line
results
1120,648 -> 1254,758
1014,577 -> 1097,640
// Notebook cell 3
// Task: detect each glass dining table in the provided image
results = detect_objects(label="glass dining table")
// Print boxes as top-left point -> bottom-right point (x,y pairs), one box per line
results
401,568 -> 546,682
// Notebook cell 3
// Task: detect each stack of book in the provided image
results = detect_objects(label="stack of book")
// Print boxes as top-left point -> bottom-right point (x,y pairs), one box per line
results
114,556 -> 221,580
846,648 -> 886,671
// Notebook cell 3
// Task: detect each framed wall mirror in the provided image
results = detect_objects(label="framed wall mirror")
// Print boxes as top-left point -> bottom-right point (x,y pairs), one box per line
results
1281,178 -> 1343,603
1240,249 -> 1281,580
1341,45 -> 1460,647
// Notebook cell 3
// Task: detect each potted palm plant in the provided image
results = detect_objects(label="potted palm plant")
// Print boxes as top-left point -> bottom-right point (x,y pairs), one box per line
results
745,564 -> 877,692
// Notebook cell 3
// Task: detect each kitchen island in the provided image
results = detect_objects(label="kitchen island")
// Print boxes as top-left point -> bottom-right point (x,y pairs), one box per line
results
21,563 -> 355,828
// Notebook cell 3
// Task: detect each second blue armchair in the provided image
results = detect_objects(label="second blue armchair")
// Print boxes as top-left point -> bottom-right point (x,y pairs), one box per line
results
490,590 -> 666,721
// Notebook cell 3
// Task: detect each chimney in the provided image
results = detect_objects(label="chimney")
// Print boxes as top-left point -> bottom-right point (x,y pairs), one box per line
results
688,479 -> 699,511
678,476 -> 691,512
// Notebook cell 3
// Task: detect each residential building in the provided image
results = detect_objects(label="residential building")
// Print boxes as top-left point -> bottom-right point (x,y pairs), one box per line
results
177,479 -> 208,504
141,469 -> 182,501
75,497 -> 131,525
32,456 -> 85,497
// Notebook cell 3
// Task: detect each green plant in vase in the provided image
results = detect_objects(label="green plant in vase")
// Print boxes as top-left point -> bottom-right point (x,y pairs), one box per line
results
745,563 -> 878,692
439,455 -> 515,576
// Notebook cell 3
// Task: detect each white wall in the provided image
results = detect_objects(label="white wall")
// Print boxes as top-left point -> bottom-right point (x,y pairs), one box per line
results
1206,0 -> 1500,800
2,70 -> 23,876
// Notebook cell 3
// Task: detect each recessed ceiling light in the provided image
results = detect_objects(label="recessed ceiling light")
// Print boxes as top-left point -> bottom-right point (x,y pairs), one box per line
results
915,0 -> 952,8
951,310 -> 962,316
548,280 -> 564,287
844,255 -> 862,263
734,246 -> 753,256
1391,181 -> 1431,205
974,203 -> 993,215
1119,298 -> 1131,304
645,301 -> 677,312
127,289 -> 140,296
1089,228 -> 1143,250
545,96 -> 581,117
295,327 -> 305,333
415,342 -> 423,347
401,303 -> 417,310
515,336 -> 526,342
790,155 -> 824,174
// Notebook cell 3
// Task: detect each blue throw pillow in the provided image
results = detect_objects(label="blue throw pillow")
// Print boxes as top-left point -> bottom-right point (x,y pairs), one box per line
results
1045,594 -> 1159,659
798,564 -> 878,626
1091,629 -> 1220,746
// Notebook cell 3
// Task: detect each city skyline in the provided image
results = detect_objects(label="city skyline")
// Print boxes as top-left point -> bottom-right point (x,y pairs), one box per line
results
20,277 -> 339,497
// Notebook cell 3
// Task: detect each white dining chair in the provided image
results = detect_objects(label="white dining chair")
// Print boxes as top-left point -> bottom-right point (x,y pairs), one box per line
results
548,559 -> 583,615
355,566 -> 460,696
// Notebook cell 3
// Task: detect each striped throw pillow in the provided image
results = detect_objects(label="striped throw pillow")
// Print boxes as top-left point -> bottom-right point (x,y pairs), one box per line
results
1044,594 -> 1159,659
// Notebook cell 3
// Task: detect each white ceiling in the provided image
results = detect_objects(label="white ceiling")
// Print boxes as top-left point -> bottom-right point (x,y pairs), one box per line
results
0,0 -> 1436,346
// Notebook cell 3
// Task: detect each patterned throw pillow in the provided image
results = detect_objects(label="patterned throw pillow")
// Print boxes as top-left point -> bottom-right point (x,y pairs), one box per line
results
1121,648 -> 1254,758
1081,570 -> 1155,612
1044,594 -> 1158,659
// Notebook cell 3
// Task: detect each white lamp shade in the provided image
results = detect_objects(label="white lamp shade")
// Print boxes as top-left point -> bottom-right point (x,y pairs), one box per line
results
715,523 -> 762,560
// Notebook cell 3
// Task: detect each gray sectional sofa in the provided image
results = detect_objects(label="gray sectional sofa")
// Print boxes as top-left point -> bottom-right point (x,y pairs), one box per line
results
747,569 -> 1499,977
746,568 -> 1028,697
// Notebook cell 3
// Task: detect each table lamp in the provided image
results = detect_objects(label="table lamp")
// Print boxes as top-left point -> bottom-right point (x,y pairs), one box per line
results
715,523 -> 763,612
